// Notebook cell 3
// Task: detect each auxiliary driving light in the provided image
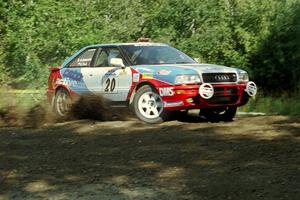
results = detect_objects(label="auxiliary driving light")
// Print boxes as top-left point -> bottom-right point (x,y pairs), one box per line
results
186,98 -> 194,103
199,83 -> 214,99
245,81 -> 257,97
176,90 -> 185,94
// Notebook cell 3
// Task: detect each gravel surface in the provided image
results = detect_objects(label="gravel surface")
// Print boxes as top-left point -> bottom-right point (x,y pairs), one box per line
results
0,115 -> 299,200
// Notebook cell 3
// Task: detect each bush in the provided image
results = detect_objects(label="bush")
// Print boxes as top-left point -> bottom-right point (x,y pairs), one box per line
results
241,92 -> 300,116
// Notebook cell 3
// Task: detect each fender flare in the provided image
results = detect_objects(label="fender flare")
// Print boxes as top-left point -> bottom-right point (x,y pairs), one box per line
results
129,81 -> 159,104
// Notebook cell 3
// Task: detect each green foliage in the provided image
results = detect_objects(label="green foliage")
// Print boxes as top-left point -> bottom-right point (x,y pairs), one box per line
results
0,1 -> 7,85
241,92 -> 300,116
251,1 -> 300,94
0,0 -> 299,93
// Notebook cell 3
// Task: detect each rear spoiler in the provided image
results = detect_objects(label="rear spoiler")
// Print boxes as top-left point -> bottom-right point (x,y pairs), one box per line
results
48,66 -> 61,71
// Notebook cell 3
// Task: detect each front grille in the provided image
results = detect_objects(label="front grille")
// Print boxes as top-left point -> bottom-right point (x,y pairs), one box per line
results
202,73 -> 237,83
214,87 -> 225,95
227,87 -> 238,95
206,96 -> 238,104
213,87 -> 238,96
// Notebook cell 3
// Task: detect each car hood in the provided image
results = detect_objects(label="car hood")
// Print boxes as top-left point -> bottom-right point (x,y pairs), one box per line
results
178,63 -> 238,73
132,63 -> 239,85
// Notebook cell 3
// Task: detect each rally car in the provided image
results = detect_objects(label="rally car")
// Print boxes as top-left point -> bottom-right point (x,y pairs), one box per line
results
47,40 -> 257,123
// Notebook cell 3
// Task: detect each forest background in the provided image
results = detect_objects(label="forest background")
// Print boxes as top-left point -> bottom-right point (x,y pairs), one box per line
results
0,0 -> 299,114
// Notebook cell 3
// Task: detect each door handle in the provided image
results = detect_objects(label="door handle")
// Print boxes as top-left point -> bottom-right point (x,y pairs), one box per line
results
89,74 -> 93,76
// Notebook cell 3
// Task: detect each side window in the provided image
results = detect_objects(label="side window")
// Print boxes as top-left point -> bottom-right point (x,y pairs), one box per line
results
94,49 -> 109,67
107,49 -> 121,66
93,47 -> 123,67
68,48 -> 96,67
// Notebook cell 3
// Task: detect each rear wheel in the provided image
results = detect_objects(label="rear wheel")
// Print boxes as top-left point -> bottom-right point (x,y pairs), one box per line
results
133,85 -> 169,123
54,88 -> 71,117
200,106 -> 237,122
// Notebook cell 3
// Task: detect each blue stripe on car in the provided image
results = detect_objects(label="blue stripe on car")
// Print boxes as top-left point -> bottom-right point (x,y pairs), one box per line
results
132,65 -> 198,84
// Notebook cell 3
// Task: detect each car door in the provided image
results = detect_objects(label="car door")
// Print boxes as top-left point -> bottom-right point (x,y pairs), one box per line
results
79,47 -> 105,93
61,48 -> 97,94
89,46 -> 132,102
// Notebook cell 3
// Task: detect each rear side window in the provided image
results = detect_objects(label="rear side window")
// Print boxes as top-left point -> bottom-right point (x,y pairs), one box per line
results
93,47 -> 123,67
68,48 -> 96,67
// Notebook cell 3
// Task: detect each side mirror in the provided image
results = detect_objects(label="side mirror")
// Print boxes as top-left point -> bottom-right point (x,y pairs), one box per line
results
110,58 -> 125,68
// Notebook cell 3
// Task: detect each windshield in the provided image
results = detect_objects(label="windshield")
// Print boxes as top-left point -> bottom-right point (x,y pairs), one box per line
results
121,44 -> 196,65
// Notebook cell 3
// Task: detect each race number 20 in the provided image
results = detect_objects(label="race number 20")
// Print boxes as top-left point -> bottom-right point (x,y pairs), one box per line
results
103,77 -> 117,93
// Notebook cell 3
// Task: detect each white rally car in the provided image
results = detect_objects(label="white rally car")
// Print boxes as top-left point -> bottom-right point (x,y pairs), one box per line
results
47,40 -> 257,123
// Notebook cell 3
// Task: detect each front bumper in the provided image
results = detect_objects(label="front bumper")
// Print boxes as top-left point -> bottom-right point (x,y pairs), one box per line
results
162,83 -> 251,111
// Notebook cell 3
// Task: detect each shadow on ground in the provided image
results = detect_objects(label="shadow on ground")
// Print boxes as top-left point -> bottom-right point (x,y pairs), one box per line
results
0,116 -> 299,200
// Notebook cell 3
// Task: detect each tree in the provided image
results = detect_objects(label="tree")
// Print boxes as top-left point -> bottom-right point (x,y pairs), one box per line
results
0,0 -> 299,93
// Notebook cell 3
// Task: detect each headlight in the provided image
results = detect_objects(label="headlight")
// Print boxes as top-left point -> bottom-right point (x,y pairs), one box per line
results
238,71 -> 249,82
175,74 -> 201,84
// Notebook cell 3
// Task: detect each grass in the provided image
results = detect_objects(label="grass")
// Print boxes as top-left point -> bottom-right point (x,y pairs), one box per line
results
0,87 -> 48,127
240,93 -> 300,116
0,87 -> 299,128
0,88 -> 45,108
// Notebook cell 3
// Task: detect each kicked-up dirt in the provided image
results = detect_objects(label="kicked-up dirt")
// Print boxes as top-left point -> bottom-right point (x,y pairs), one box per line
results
0,115 -> 299,200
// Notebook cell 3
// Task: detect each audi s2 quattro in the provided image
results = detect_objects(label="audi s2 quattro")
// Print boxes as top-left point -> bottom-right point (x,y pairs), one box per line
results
47,40 -> 257,123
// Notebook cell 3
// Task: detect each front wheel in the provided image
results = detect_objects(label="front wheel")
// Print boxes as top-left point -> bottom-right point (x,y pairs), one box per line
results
133,85 -> 169,123
200,106 -> 237,122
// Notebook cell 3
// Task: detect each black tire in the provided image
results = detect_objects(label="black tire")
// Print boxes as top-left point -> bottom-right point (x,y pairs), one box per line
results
53,88 -> 71,118
133,85 -> 169,123
200,106 -> 237,122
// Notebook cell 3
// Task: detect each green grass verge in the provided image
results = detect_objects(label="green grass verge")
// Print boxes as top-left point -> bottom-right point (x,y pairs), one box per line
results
0,89 -> 46,109
0,87 -> 49,127
240,93 -> 300,116
1,88 -> 299,119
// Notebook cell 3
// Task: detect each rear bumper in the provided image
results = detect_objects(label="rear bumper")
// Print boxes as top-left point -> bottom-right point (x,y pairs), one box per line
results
162,83 -> 250,111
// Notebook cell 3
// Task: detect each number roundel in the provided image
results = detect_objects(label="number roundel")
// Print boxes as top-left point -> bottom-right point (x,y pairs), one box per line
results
110,78 -> 116,92
104,77 -> 116,93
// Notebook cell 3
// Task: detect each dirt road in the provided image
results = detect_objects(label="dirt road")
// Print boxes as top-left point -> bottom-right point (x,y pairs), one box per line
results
0,115 -> 299,200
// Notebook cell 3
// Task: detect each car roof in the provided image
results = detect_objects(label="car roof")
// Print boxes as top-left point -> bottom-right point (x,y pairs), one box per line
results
61,43 -> 169,67
85,43 -> 168,48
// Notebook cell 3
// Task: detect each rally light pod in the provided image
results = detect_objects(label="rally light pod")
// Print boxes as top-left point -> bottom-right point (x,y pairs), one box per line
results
199,83 -> 214,99
245,81 -> 257,97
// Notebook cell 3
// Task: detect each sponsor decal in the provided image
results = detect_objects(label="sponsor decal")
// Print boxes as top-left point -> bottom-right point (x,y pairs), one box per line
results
63,69 -> 83,81
55,78 -> 86,88
204,67 -> 220,71
104,68 -> 118,77
164,101 -> 183,107
134,43 -> 165,46
157,70 -> 171,75
136,67 -> 154,72
133,73 -> 140,82
77,58 -> 92,66
159,87 -> 174,96
142,73 -> 153,79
